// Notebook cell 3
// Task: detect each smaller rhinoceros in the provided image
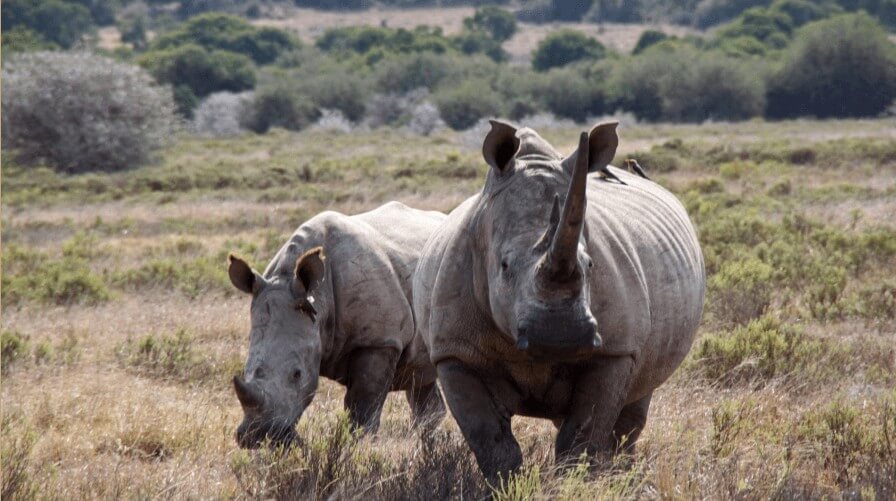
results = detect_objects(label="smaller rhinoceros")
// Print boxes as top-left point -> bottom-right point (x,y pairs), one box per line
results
228,201 -> 447,448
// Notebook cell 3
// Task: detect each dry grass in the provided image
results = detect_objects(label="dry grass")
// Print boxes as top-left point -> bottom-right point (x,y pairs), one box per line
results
2,119 -> 895,499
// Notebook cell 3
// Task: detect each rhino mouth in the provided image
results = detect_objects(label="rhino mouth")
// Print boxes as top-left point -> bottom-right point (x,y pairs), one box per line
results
515,308 -> 601,361
236,418 -> 300,449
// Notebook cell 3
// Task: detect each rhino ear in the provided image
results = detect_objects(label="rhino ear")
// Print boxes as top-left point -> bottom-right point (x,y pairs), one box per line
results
292,247 -> 326,298
482,119 -> 520,173
564,121 -> 619,174
228,254 -> 261,295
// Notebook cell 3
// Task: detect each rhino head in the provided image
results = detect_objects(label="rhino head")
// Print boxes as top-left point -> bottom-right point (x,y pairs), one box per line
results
476,120 -> 619,361
227,247 -> 327,449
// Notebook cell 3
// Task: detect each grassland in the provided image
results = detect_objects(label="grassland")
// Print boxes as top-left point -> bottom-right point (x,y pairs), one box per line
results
2,118 -> 895,499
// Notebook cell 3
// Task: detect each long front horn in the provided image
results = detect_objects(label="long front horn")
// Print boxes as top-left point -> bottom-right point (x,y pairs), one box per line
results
548,131 -> 589,279
233,375 -> 264,409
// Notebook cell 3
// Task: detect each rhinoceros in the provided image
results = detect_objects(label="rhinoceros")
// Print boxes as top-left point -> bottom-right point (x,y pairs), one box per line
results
228,201 -> 447,448
413,121 -> 705,481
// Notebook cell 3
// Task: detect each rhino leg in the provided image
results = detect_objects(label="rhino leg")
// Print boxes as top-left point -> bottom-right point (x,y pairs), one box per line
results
436,359 -> 523,486
406,381 -> 446,436
554,356 -> 635,466
612,392 -> 652,453
343,347 -> 400,433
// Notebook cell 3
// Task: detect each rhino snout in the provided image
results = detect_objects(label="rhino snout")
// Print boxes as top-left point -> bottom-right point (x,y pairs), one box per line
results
235,418 -> 299,449
515,316 -> 601,361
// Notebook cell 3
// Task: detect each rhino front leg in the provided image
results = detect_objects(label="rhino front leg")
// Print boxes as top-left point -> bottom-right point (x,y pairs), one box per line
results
436,358 -> 522,486
612,392 -> 652,453
555,355 -> 635,465
344,347 -> 400,433
406,381 -> 446,436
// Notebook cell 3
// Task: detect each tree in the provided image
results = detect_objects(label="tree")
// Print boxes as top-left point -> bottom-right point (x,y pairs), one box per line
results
532,29 -> 606,72
1,0 -> 95,48
463,6 -> 517,42
2,52 -> 177,172
633,30 -> 670,54
766,13 -> 896,118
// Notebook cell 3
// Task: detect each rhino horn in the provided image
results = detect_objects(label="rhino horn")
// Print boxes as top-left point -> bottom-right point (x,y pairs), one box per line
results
233,375 -> 264,409
548,131 -> 589,279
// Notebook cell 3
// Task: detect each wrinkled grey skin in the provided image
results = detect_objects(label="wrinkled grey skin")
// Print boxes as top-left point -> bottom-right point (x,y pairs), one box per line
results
413,121 -> 705,483
229,202 -> 447,449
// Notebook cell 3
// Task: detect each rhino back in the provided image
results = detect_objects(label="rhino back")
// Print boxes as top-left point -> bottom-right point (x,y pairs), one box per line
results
585,167 -> 705,398
268,202 -> 446,373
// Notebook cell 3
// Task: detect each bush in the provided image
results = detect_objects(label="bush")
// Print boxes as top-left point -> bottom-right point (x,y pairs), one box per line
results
433,80 -> 503,130
463,6 -> 517,42
1,331 -> 30,374
1,27 -> 59,53
139,44 -> 256,115
1,0 -> 94,48
765,13 -> 896,118
150,13 -> 299,64
117,329 -> 212,382
192,91 -> 254,137
709,257 -> 774,325
300,69 -> 368,122
2,51 -> 178,172
609,46 -> 766,122
632,29 -> 670,54
715,7 -> 794,49
694,0 -> 771,28
243,85 -> 318,133
532,29 -> 605,71
535,66 -> 607,122
691,315 -> 830,385
770,0 -> 829,27
316,26 -> 454,58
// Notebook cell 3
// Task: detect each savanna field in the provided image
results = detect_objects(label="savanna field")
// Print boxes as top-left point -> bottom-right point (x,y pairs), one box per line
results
2,118 -> 895,499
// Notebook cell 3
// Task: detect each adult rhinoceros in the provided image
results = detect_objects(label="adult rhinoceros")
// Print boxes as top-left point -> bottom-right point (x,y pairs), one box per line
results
228,202 -> 447,448
413,121 -> 705,481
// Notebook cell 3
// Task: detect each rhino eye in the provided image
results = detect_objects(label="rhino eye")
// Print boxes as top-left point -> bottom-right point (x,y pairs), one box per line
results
292,370 -> 302,381
501,259 -> 509,271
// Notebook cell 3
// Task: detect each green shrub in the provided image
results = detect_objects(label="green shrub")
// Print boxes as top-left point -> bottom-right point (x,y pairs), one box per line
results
766,13 -> 896,118
299,69 -> 368,122
316,26 -> 454,58
433,80 -> 503,130
244,84 -> 318,133
851,280 -> 896,320
532,29 -> 606,71
535,66 -> 607,122
139,44 -> 256,114
463,6 -> 517,42
0,26 -> 59,53
453,30 -> 506,62
770,0 -> 830,26
632,29 -> 670,54
691,315 -> 828,385
714,7 -> 794,49
112,256 -> 229,298
805,264 -> 848,320
694,0 -> 771,28
1,241 -> 110,306
150,13 -> 299,64
610,46 -> 765,122
709,257 -> 774,325
372,52 -> 455,93
1,0 -> 94,48
2,52 -> 178,173
1,331 -> 30,373
118,329 -> 212,382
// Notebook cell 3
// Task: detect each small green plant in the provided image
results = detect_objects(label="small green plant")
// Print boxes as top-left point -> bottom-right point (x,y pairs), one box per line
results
708,257 -> 774,325
1,330 -> 30,373
710,397 -> 757,457
493,465 -> 542,501
118,329 -> 210,383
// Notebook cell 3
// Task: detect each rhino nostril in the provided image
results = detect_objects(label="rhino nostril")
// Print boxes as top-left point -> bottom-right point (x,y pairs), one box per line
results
516,328 -> 529,351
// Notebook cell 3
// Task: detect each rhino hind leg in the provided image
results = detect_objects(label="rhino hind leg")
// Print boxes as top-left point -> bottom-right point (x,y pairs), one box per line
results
436,359 -> 523,486
554,356 -> 635,466
343,347 -> 401,433
405,381 -> 446,436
